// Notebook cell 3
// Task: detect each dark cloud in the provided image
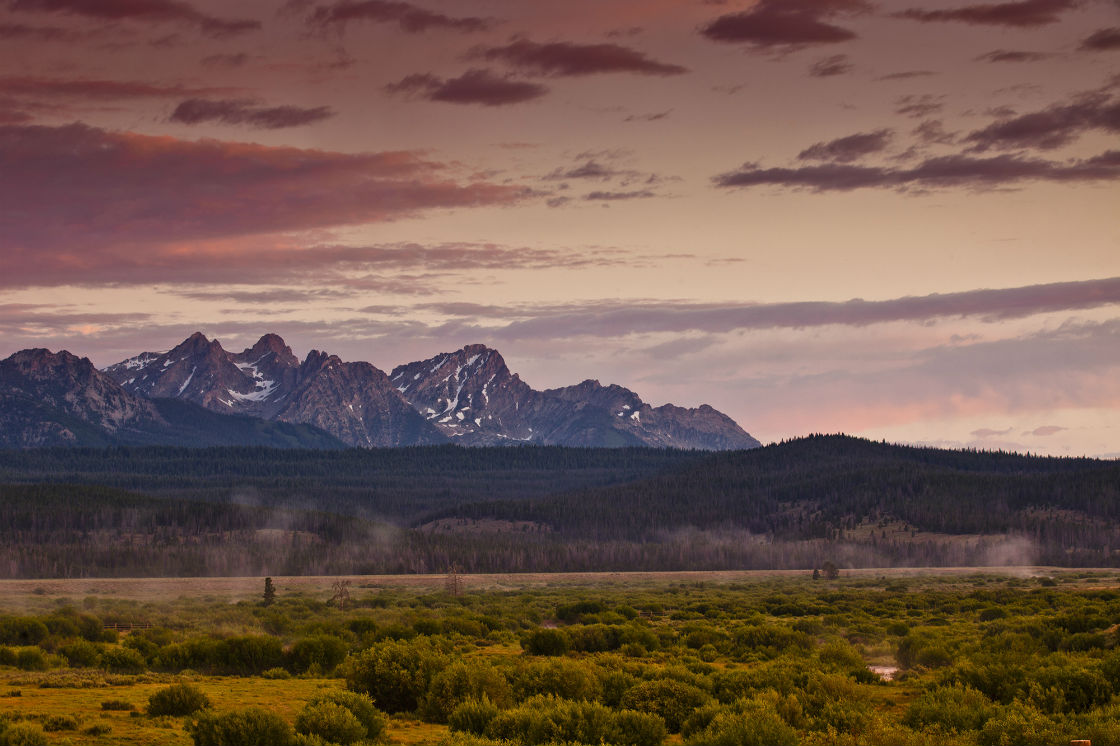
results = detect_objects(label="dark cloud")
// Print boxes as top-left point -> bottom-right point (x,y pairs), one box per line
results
895,94 -> 945,118
963,93 -> 1120,151
1080,27 -> 1120,51
913,119 -> 957,145
385,69 -> 547,106
876,70 -> 938,81
470,40 -> 687,77
544,160 -> 625,181
0,122 -> 523,271
624,110 -> 672,122
201,52 -> 251,68
0,107 -> 32,124
0,219 -> 630,289
809,54 -> 853,77
176,288 -> 352,304
895,0 -> 1076,27
0,76 -> 227,100
307,0 -> 492,33
700,0 -> 872,50
0,21 -> 75,40
976,49 -> 1051,63
584,189 -> 657,201
971,427 -> 1013,437
712,150 -> 1120,191
434,277 -> 1120,341
797,129 -> 892,162
1027,425 -> 1067,436
170,98 -> 336,129
7,0 -> 260,37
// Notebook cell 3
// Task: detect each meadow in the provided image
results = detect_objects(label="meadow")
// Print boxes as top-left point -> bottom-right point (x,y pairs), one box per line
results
1,569 -> 1119,745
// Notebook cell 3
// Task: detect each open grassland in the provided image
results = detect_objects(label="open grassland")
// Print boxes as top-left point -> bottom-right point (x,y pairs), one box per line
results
1,566 -> 1113,608
2,569 -> 1120,745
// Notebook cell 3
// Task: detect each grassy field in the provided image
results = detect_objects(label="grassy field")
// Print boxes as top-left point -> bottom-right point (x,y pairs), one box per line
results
2,569 -> 1120,745
0,566 -> 1108,607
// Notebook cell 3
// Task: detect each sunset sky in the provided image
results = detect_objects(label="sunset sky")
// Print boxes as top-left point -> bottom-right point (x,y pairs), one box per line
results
1,0 -> 1118,456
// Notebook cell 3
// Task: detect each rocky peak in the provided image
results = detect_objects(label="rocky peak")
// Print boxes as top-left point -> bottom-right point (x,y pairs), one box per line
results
172,331 -> 224,357
6,348 -> 95,381
1,347 -> 159,439
300,350 -> 339,374
240,334 -> 299,369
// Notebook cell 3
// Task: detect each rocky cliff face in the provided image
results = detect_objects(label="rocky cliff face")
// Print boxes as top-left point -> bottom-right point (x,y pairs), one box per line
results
392,345 -> 761,449
0,348 -> 161,446
90,332 -> 762,450
105,333 -> 443,447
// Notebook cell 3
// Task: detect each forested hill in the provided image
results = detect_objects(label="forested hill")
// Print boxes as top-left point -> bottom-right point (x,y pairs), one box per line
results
423,434 -> 1120,546
1,435 -> 1118,577
0,445 -> 703,519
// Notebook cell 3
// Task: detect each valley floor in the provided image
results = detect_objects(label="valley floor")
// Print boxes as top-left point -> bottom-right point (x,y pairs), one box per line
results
2,569 -> 1119,746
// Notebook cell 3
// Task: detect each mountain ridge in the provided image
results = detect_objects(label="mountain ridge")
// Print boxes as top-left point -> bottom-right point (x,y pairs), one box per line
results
3,332 -> 760,450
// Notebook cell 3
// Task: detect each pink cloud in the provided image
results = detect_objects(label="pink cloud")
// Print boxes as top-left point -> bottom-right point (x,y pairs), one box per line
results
0,122 -> 524,269
470,39 -> 688,77
385,69 -> 548,106
971,426 -> 1013,438
896,0 -> 1076,27
0,76 -> 232,99
8,0 -> 260,37
1027,425 -> 1067,436
700,0 -> 872,50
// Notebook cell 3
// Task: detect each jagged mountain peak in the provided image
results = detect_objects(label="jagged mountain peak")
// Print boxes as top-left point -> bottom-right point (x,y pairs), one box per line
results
239,333 -> 298,369
7,347 -> 93,375
92,333 -> 759,450
172,331 -> 225,356
1,346 -> 161,445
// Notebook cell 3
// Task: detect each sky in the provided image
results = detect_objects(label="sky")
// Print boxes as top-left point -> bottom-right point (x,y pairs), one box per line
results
1,0 -> 1118,457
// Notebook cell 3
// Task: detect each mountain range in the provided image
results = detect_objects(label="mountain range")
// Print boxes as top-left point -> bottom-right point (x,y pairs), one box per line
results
0,333 -> 761,450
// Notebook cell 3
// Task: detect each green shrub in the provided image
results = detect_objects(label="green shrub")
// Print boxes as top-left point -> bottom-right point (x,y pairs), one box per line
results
343,638 -> 448,713
302,691 -> 385,741
599,669 -> 638,707
83,723 -> 112,737
977,701 -> 1063,746
148,683 -> 211,716
262,667 -> 291,679
0,647 -> 15,667
101,699 -> 135,711
485,695 -> 615,745
449,697 -> 500,736
14,649 -> 46,672
424,660 -> 513,722
681,702 -> 723,740
0,722 -> 48,746
287,635 -> 348,674
903,685 -> 995,732
818,641 -> 864,671
294,701 -> 365,745
897,630 -> 954,669
684,708 -> 796,746
217,636 -> 283,675
187,707 -> 294,746
100,646 -> 146,673
156,637 -> 221,672
510,657 -> 602,703
620,679 -> 711,733
521,628 -> 569,656
1027,661 -> 1111,713
41,714 -> 79,732
730,624 -> 811,659
0,617 -> 48,646
610,709 -> 667,746
59,640 -> 101,668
